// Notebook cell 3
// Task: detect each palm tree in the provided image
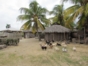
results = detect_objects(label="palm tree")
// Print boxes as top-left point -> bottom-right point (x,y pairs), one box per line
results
6,24 -> 10,30
50,4 -> 65,26
17,1 -> 49,34
63,0 -> 88,29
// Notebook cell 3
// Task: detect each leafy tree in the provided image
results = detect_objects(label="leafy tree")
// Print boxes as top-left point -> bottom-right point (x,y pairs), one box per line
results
17,1 -> 49,33
6,24 -> 10,29
63,0 -> 88,29
50,4 -> 65,26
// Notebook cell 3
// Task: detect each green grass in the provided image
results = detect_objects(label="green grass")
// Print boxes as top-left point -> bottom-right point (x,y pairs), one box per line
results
0,53 -> 24,66
1,50 -> 88,66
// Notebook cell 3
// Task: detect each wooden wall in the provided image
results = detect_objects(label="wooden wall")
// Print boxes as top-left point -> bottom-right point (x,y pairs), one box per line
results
24,32 -> 35,38
44,33 -> 70,42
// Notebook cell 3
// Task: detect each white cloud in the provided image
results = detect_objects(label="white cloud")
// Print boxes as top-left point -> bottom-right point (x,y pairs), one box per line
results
0,0 -> 73,30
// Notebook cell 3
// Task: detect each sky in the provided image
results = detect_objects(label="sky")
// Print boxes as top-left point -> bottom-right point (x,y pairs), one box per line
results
0,0 -> 74,30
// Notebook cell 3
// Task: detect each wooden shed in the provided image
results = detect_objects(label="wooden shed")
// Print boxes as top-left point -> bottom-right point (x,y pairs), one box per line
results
44,25 -> 70,42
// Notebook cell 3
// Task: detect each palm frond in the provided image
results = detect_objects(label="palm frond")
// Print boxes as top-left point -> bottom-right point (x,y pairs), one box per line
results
64,5 -> 79,19
32,24 -> 37,34
77,15 -> 86,29
50,16 -> 59,23
65,13 -> 75,28
17,15 -> 31,21
19,8 -> 30,14
85,3 -> 88,16
36,19 -> 45,30
73,6 -> 84,20
20,20 -> 31,30
51,5 -> 63,15
29,1 -> 39,14
37,7 -> 48,16
41,18 -> 50,27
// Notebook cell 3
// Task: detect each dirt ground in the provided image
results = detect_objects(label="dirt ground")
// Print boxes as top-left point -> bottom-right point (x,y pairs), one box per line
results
0,38 -> 46,56
0,38 -> 88,66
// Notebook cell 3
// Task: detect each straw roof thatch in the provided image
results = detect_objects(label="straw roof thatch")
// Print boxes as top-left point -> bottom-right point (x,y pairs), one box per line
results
0,27 -> 21,32
23,28 -> 43,33
44,25 -> 70,33
23,28 -> 32,32
72,29 -> 78,32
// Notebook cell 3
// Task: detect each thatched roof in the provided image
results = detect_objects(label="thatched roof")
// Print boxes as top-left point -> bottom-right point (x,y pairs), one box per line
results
0,28 -> 21,32
44,25 -> 70,33
72,28 -> 78,32
23,28 -> 32,32
23,28 -> 43,33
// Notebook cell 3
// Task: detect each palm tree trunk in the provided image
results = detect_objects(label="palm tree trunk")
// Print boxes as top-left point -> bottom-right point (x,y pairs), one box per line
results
84,27 -> 86,44
35,23 -> 41,41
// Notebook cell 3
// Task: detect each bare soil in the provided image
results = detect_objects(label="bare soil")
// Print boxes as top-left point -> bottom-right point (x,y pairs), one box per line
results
0,38 -> 88,66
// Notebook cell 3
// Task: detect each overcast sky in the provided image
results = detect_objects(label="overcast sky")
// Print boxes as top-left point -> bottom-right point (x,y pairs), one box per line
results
0,0 -> 73,30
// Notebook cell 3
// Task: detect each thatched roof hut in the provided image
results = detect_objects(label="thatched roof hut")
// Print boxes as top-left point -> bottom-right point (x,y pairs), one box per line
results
44,25 -> 70,42
0,28 -> 22,39
44,25 -> 70,33
23,28 -> 43,38
0,28 -> 22,32
23,28 -> 34,38
23,28 -> 43,33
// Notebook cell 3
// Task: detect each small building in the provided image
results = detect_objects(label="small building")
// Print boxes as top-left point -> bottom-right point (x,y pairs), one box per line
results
0,28 -> 22,46
23,28 -> 43,38
0,28 -> 22,39
23,30 -> 35,38
44,25 -> 70,42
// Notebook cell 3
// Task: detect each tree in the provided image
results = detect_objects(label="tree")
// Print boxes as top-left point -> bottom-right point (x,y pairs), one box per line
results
6,24 -> 10,29
63,0 -> 88,29
17,1 -> 49,34
50,4 -> 65,26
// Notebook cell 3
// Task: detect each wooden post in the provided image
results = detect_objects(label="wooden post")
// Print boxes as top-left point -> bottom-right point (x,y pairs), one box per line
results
61,33 -> 62,41
84,27 -> 86,44
78,35 -> 80,43
60,34 -> 62,40
64,32 -> 65,41
52,33 -> 54,40
60,33 -> 61,41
